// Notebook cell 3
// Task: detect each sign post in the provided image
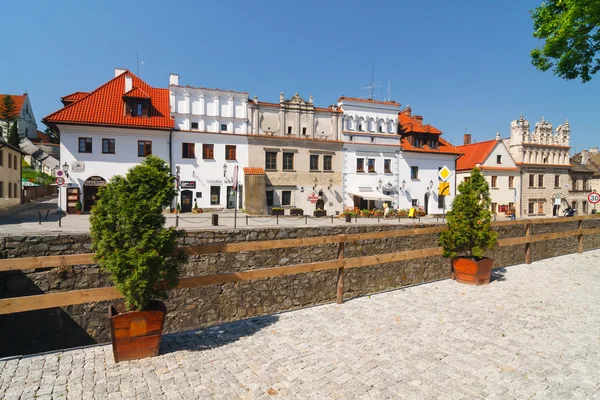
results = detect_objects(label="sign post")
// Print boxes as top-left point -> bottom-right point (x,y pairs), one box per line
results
438,166 -> 453,221
588,191 -> 600,214
232,166 -> 239,229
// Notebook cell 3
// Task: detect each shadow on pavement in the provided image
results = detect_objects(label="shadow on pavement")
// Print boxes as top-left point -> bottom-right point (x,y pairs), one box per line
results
491,268 -> 507,282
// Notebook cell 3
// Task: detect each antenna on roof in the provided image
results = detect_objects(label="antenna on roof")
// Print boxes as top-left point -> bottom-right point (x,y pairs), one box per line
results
386,81 -> 391,102
361,65 -> 382,100
136,52 -> 139,75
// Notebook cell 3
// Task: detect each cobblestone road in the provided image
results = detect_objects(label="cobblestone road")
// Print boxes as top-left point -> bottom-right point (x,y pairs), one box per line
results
2,250 -> 600,399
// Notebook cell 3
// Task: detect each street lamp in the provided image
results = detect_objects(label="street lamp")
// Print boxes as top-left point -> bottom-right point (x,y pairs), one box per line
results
223,163 -> 227,178
401,179 -> 406,190
62,162 -> 70,178
313,177 -> 318,190
429,180 -> 434,189
328,178 -> 333,190
378,179 -> 383,190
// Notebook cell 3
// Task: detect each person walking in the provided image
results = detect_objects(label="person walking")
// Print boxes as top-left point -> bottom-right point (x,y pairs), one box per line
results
510,205 -> 516,220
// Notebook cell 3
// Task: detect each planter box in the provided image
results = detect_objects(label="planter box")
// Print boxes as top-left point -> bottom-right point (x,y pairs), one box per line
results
451,257 -> 493,286
271,209 -> 285,216
345,214 -> 352,223
109,301 -> 166,363
313,210 -> 327,217
290,209 -> 304,216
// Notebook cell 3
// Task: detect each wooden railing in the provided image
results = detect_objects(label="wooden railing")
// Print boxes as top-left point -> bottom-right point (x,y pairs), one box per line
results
1,215 -> 599,315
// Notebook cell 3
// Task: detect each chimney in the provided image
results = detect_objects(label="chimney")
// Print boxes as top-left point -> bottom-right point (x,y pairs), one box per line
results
590,147 -> 599,154
581,150 -> 589,164
169,73 -> 179,86
125,75 -> 132,93
309,95 -> 314,104
414,115 -> 423,123
464,133 -> 472,145
114,68 -> 127,77
402,106 -> 412,116
253,95 -> 258,104
495,132 -> 501,140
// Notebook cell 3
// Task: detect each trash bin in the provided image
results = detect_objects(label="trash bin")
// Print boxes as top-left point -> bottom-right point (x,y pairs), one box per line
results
212,214 -> 218,226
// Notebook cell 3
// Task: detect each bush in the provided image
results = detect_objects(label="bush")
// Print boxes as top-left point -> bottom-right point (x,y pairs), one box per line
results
75,201 -> 82,211
90,156 -> 183,311
272,207 -> 284,211
438,168 -> 497,259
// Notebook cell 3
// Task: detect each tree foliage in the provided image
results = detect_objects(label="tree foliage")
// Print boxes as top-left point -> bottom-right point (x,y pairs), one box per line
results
7,121 -> 19,147
531,0 -> 600,82
90,156 -> 183,311
44,127 -> 60,144
1,95 -> 16,138
438,168 -> 498,260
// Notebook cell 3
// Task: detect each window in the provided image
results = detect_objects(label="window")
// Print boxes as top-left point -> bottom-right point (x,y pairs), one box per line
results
8,182 -> 12,198
508,176 -> 514,188
13,155 -> 17,170
349,136 -> 353,142
371,137 -> 375,143
379,125 -> 383,133
464,177 -> 471,183
182,143 -> 195,159
528,202 -> 535,214
324,155 -> 332,171
265,152 -> 277,170
529,174 -> 535,187
0,150 -> 3,166
13,183 -> 16,198
356,158 -> 364,172
8,154 -> 11,169
538,174 -> 544,188
438,194 -> 445,209
414,138 -> 422,147
102,139 -> 115,154
210,186 -> 220,205
202,144 -> 214,159
283,153 -> 294,170
497,155 -> 502,164
537,201 -> 545,214
384,159 -> 391,173
282,190 -> 292,206
584,180 -> 589,190
221,124 -> 228,132
543,157 -> 548,164
79,137 -> 92,153
491,176 -> 497,188
266,191 -> 274,207
555,175 -> 560,188
572,179 -> 578,190
583,201 -> 588,213
0,182 -> 3,197
302,127 -> 307,135
412,199 -> 418,206
491,203 -> 497,213
310,155 -> 319,171
411,166 -> 419,179
429,140 -> 437,149
367,159 -> 376,173
287,126 -> 292,135
225,145 -> 236,160
138,140 -> 152,157
191,122 -> 199,130
358,123 -> 363,131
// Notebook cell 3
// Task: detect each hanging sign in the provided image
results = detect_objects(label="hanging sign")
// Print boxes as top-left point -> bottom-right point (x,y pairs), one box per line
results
180,181 -> 196,189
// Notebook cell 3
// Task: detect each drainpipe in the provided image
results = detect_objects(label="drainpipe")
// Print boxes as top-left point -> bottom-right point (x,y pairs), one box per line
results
168,128 -> 174,210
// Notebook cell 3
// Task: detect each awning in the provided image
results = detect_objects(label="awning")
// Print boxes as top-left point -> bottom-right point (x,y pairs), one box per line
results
348,190 -> 394,201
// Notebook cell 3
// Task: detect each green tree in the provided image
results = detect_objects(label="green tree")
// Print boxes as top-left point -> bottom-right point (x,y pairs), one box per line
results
438,168 -> 498,259
531,0 -> 600,82
1,95 -> 16,138
90,156 -> 183,311
7,120 -> 19,146
44,127 -> 60,144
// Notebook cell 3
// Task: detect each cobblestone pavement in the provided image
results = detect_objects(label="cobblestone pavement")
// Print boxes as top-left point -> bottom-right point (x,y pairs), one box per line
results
2,250 -> 600,399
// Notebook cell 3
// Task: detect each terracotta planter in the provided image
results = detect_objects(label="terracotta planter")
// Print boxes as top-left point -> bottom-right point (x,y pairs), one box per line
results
109,300 -> 166,363
75,210 -> 82,215
290,209 -> 304,216
451,257 -> 494,286
345,214 -> 352,223
313,210 -> 327,217
271,209 -> 284,216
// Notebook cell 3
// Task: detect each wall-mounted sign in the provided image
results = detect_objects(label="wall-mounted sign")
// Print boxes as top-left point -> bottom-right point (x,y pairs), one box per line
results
307,195 -> 320,203
180,181 -> 196,189
72,162 -> 85,173
84,176 -> 107,187
206,179 -> 233,185
56,170 -> 64,177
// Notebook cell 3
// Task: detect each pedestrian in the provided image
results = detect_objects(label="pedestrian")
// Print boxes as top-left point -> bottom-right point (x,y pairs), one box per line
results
510,206 -> 516,220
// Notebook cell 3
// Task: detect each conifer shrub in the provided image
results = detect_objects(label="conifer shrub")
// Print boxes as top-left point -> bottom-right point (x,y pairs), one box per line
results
90,156 -> 183,311
438,168 -> 498,260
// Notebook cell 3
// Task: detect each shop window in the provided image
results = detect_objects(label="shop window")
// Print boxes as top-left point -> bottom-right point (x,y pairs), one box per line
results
210,186 -> 220,205
356,158 -> 364,172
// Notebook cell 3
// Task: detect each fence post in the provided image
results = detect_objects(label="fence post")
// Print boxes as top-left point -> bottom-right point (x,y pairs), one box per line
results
336,238 -> 345,304
305,215 -> 307,224
38,211 -> 42,225
355,214 -> 357,223
378,215 -> 380,223
525,222 -> 531,264
578,218 -> 583,253
176,214 -> 179,227
59,212 -> 62,227
246,215 -> 248,226
45,210 -> 49,221
331,215 -> 333,224
277,215 -> 279,225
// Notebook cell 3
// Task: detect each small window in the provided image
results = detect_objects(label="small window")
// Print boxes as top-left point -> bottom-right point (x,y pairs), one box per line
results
349,136 -> 353,142
281,190 -> 292,206
138,140 -> 152,157
102,139 -> 115,154
226,145 -> 236,160
182,143 -> 195,159
371,137 -> 375,143
543,157 -> 548,164
411,199 -> 418,206
191,122 -> 199,130
384,159 -> 391,173
318,154 -> 331,172
13,183 -> 16,197
79,137 -> 92,153
429,140 -> 437,149
491,176 -> 497,188
302,127 -> 307,135
0,181 -> 3,197
529,174 -> 535,187
358,124 -> 363,131
287,126 -> 292,135
13,155 -> 17,170
310,155 -> 319,171
283,152 -> 294,170
8,182 -> 12,198
555,175 -> 560,188
220,124 -> 228,132
210,186 -> 220,205
508,176 -> 514,188
497,155 -> 502,164
538,174 -> 544,188
8,154 -> 11,169
367,159 -> 376,173
265,152 -> 277,170
136,103 -> 143,116
491,203 -> 497,213
356,158 -> 364,172
537,201 -> 545,214
438,194 -> 445,209
0,150 -> 3,166
379,125 -> 384,133
266,190 -> 274,206
414,138 -> 422,147
464,177 -> 470,183
528,202 -> 535,214
411,166 -> 419,179
583,201 -> 588,213
202,144 -> 214,159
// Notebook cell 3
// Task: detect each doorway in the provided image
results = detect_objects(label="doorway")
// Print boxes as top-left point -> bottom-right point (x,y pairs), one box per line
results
226,186 -> 235,209
315,198 -> 325,211
83,176 -> 106,212
424,192 -> 430,215
181,190 -> 193,213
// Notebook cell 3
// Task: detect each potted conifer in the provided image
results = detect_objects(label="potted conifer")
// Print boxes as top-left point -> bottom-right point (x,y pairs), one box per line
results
75,201 -> 83,215
438,168 -> 498,285
90,156 -> 183,362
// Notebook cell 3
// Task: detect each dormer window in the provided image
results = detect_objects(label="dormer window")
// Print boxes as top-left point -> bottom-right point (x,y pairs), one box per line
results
414,137 -> 422,147
126,100 -> 149,117
429,139 -> 437,149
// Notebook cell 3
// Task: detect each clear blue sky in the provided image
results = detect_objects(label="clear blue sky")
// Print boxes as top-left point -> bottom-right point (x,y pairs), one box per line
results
3,0 -> 598,153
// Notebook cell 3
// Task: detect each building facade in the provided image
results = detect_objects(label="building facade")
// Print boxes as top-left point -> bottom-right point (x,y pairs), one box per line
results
457,133 -> 521,217
0,138 -> 23,210
0,93 -> 38,140
568,155 -> 595,214
506,115 -> 571,217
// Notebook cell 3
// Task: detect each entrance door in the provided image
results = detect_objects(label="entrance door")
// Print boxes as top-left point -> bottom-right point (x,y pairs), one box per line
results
83,176 -> 107,212
226,186 -> 235,209
424,193 -> 430,215
181,190 -> 193,213
315,198 -> 325,211
66,188 -> 80,214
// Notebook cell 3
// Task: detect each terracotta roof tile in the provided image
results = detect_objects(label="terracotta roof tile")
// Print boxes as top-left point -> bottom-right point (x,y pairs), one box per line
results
398,113 -> 442,135
44,71 -> 173,130
338,96 -> 400,107
0,94 -> 26,118
123,87 -> 151,99
456,140 -> 498,171
61,91 -> 90,103
243,167 -> 265,175
401,136 -> 462,156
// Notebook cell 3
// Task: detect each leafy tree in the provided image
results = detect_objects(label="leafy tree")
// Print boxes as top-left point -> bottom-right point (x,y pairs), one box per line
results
438,168 -> 498,259
7,120 -> 19,147
44,127 -> 60,144
90,156 -> 183,311
1,95 -> 16,138
530,0 -> 600,82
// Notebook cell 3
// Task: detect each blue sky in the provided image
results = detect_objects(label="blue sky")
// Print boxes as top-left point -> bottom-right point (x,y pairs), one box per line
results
4,0 -> 598,153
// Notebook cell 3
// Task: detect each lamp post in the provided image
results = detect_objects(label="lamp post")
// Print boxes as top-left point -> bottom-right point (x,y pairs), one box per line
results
313,177 -> 318,190
378,179 -> 383,191
223,163 -> 227,178
62,162 -> 70,178
328,178 -> 333,190
60,162 -> 70,214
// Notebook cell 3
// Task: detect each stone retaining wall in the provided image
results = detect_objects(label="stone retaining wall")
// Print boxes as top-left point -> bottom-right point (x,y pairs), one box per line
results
1,219 -> 600,357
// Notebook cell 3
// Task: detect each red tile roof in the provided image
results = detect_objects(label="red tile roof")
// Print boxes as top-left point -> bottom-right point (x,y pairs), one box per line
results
123,87 -> 151,99
44,71 -> 173,131
479,166 -> 519,172
338,96 -> 400,107
61,92 -> 89,103
401,136 -> 463,156
398,113 -> 442,134
0,94 -> 26,118
243,167 -> 265,175
456,140 -> 498,171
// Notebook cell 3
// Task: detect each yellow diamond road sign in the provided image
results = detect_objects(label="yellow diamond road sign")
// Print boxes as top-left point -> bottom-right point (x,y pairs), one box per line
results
438,165 -> 453,182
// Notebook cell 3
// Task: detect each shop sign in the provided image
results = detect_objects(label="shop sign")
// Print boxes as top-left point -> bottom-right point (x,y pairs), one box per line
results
180,181 -> 196,189
307,192 -> 320,203
84,176 -> 107,187
72,162 -> 85,173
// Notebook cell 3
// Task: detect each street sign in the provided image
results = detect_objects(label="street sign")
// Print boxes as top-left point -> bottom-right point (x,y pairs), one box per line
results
56,170 -> 64,177
438,165 -> 453,182
438,182 -> 450,196
588,192 -> 600,204
232,166 -> 239,190
56,177 -> 65,186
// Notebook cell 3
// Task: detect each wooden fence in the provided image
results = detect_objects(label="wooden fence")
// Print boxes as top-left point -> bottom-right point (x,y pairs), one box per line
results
1,215 -> 600,316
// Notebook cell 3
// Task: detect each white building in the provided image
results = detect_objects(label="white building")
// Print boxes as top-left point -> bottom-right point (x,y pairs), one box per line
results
338,97 -> 401,210
0,93 -> 38,140
169,73 -> 250,211
456,133 -> 521,217
44,68 -> 173,214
